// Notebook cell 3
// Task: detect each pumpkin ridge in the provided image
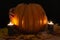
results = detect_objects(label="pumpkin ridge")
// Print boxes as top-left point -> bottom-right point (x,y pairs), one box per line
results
33,4 -> 41,32
21,4 -> 27,31
30,4 -> 35,33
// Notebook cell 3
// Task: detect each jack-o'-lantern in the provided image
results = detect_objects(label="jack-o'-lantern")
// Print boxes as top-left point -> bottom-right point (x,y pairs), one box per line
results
9,3 -> 48,33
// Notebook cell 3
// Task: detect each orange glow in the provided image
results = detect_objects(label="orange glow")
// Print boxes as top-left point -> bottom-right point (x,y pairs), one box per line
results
11,18 -> 18,26
44,19 -> 48,24
40,20 -> 42,24
22,20 -> 24,25
10,15 -> 19,26
22,20 -> 25,28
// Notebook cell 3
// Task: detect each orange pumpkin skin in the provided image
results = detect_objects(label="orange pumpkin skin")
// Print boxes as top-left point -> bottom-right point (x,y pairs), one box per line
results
9,3 -> 48,33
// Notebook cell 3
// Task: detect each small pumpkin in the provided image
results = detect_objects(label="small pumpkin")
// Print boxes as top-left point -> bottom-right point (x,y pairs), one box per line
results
9,3 -> 48,33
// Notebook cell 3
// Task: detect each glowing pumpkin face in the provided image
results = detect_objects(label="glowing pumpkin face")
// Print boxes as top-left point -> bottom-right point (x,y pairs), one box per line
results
9,3 -> 48,33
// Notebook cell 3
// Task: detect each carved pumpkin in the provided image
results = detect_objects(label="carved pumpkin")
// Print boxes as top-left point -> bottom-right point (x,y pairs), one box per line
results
9,3 -> 48,33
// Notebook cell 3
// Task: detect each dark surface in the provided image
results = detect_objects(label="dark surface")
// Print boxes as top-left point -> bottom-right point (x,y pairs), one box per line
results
0,0 -> 59,28
1,30 -> 60,40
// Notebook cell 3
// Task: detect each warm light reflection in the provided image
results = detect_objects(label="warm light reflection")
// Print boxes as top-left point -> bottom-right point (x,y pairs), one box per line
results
22,20 -> 24,25
44,19 -> 47,24
7,22 -> 14,26
22,20 -> 25,28
48,21 -> 54,25
40,20 -> 42,24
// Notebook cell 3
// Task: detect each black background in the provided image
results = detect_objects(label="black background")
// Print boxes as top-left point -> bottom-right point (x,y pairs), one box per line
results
0,0 -> 59,28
